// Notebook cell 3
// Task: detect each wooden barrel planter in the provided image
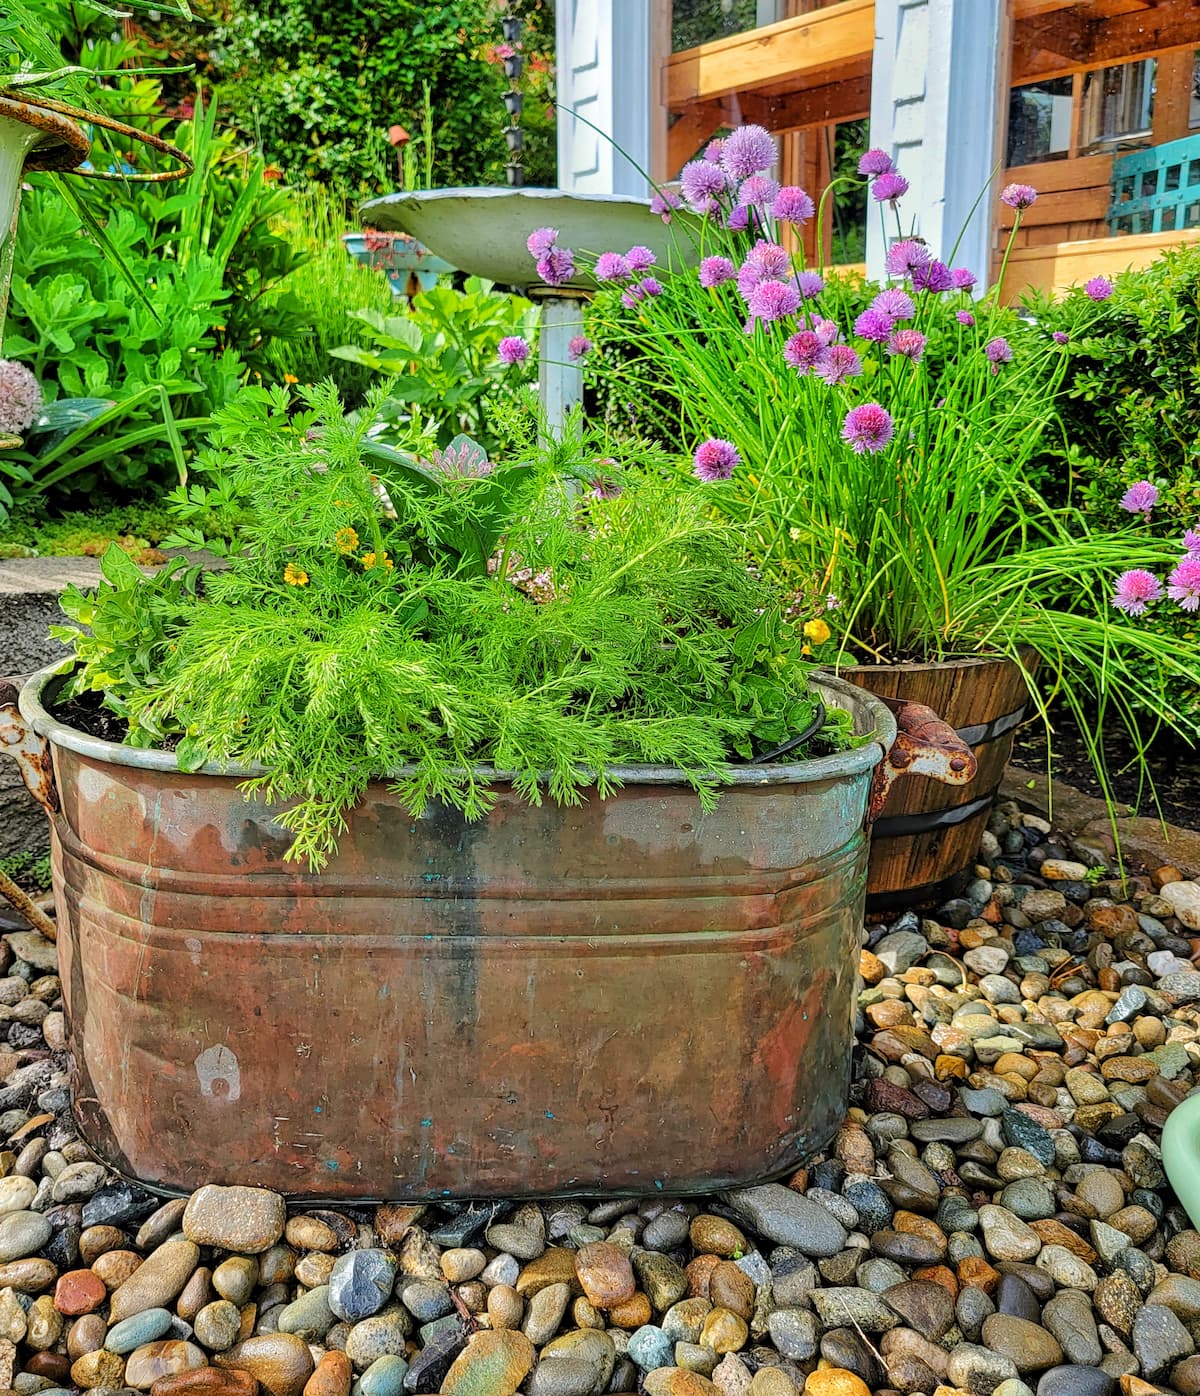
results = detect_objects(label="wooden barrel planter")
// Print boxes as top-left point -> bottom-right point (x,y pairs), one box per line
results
841,654 -> 1037,909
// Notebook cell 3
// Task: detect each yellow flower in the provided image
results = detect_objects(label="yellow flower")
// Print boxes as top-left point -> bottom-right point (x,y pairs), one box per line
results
334,499 -> 351,507
283,563 -> 309,587
803,618 -> 831,645
361,551 -> 394,571
283,373 -> 299,385
334,526 -> 359,555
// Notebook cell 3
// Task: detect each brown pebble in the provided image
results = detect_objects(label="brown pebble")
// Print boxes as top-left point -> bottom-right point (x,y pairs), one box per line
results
152,1369 -> 259,1396
215,1334 -> 315,1396
514,1249 -> 578,1298
54,1268 -> 107,1315
177,1267 -> 214,1323
71,1347 -> 127,1389
285,1217 -> 338,1253
68,1312 -> 107,1360
699,1306 -> 748,1353
94,1249 -> 144,1289
574,1242 -> 636,1309
0,1258 -> 57,1293
487,1284 -> 524,1330
608,1291 -> 652,1329
686,1253 -> 720,1298
689,1215 -> 747,1258
125,1340 -> 208,1389
137,1200 -> 189,1253
643,1369 -> 719,1396
956,1257 -> 1000,1293
302,1351 -> 350,1396
709,1261 -> 755,1320
78,1225 -> 126,1266
374,1204 -> 426,1246
26,1349 -> 71,1383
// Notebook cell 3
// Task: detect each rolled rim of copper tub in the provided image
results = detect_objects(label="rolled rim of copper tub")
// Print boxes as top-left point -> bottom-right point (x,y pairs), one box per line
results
21,661 -> 896,787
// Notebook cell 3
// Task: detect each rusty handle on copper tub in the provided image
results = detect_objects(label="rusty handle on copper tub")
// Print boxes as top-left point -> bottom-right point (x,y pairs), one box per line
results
0,678 -> 58,815
867,697 -> 978,825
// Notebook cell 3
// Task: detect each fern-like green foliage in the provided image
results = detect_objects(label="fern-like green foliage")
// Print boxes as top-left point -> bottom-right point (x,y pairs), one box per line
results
61,383 -> 851,867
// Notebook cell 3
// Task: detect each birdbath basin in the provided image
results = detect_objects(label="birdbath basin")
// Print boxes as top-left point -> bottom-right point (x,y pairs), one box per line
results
359,187 -> 700,428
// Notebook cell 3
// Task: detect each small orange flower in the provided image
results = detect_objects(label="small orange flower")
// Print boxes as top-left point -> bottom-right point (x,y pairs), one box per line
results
283,373 -> 299,385
361,550 -> 394,572
283,563 -> 309,586
333,526 -> 359,555
803,618 -> 832,645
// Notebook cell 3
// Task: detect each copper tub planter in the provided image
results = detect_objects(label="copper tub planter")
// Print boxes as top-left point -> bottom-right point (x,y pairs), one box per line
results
3,667 -> 973,1200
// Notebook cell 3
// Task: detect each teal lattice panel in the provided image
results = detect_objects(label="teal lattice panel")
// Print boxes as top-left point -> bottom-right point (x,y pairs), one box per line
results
1109,134 -> 1200,235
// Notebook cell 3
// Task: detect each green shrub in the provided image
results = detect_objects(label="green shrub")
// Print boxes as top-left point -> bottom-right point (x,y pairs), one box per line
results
208,0 -> 556,192
1027,249 -> 1200,734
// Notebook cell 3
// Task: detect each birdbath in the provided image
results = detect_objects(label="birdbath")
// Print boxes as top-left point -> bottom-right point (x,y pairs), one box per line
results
359,187 -> 698,431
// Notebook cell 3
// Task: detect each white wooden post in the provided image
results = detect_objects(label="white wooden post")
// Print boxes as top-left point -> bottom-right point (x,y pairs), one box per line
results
866,0 -> 1007,288
556,0 -> 657,196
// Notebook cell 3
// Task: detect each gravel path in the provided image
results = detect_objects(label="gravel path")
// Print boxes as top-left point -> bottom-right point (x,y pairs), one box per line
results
1,798 -> 1200,1396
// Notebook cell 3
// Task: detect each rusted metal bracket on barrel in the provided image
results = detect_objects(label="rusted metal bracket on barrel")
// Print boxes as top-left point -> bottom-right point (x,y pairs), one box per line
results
867,697 -> 978,825
0,679 -> 59,941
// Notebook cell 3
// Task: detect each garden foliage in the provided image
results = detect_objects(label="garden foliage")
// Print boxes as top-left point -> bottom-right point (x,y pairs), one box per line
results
54,385 -> 850,867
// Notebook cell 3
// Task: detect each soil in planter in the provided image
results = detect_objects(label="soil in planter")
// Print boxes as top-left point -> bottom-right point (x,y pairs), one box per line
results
1011,708 -> 1199,828
51,690 -> 127,744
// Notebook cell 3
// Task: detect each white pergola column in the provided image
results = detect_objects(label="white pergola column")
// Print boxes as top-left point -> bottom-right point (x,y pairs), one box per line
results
555,0 -> 660,196
866,0 -> 1008,288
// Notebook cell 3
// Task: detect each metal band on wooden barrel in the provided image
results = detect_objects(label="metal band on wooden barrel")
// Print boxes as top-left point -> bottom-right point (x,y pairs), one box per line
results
955,701 -> 1029,749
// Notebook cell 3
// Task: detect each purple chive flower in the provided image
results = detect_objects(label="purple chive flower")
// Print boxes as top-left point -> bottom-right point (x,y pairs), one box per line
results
812,317 -> 841,347
568,335 -> 592,363
699,255 -> 737,288
1112,568 -> 1162,615
1085,276 -> 1114,302
912,259 -> 953,293
526,227 -> 558,257
626,245 -> 656,273
1185,528 -> 1200,555
620,276 -> 662,309
795,270 -> 825,299
814,344 -> 863,385
650,189 -> 681,221
872,288 -> 915,320
693,438 -> 741,482
888,329 -> 927,361
724,204 -> 751,232
858,148 -> 895,177
854,308 -> 894,343
985,336 -> 1012,372
885,238 -> 932,278
748,279 -> 801,322
841,402 -> 895,454
722,124 -> 776,179
537,247 -> 576,286
1168,555 -> 1200,611
595,251 -> 631,282
737,240 -> 791,299
951,267 -> 978,291
1052,330 -> 1070,345
1000,183 -> 1038,210
703,138 -> 726,164
739,174 -> 780,208
872,172 -> 909,205
784,330 -> 824,373
957,310 -> 976,327
1120,480 -> 1158,517
772,186 -> 815,224
680,159 -> 728,212
498,336 -> 530,366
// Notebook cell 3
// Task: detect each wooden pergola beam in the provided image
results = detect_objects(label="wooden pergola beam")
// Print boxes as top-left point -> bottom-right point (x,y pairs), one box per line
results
1013,0 -> 1200,82
663,0 -> 874,109
1019,10 -> 1098,64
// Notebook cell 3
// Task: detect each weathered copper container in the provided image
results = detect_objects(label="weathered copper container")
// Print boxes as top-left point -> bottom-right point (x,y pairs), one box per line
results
4,667 -> 972,1200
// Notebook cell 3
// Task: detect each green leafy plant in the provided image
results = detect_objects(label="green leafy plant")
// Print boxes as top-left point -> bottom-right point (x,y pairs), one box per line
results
54,383 -> 852,868
332,279 -> 538,451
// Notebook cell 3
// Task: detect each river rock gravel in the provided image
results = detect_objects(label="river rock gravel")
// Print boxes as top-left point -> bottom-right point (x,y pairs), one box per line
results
2,801 -> 1200,1396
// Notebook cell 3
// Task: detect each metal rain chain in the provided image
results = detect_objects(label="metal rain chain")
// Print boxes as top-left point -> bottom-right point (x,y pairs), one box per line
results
501,9 -> 524,186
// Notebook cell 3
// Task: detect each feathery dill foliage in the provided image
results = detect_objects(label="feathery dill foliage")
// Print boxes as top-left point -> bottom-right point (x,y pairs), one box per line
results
94,382 -> 840,868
